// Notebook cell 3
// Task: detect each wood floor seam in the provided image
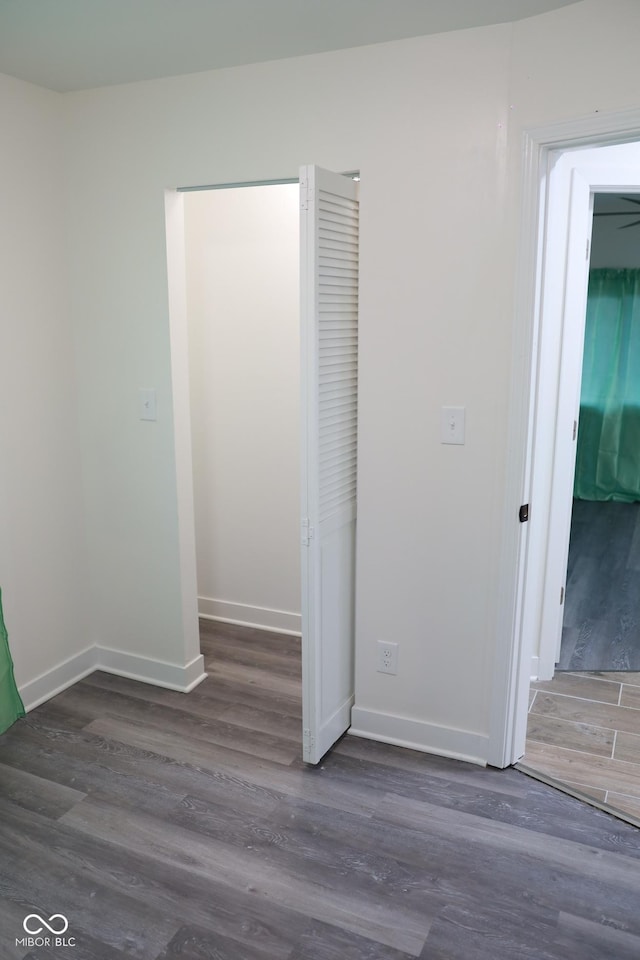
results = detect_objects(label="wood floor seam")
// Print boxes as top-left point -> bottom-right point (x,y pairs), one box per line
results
525,734 -> 615,763
567,673 -> 622,686
526,739 -> 640,770
532,689 -> 632,708
574,671 -> 640,688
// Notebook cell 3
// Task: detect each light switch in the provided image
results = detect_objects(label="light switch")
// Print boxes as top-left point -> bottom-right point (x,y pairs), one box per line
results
139,388 -> 157,421
441,405 -> 465,445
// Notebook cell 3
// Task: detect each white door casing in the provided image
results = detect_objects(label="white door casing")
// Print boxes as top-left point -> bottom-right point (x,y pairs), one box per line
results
489,111 -> 640,770
299,165 -> 359,765
538,159 -> 640,680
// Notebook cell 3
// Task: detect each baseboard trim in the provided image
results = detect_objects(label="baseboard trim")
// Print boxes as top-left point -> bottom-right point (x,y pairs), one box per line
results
95,646 -> 207,692
198,597 -> 301,636
349,706 -> 488,767
19,646 -> 207,712
19,645 -> 98,712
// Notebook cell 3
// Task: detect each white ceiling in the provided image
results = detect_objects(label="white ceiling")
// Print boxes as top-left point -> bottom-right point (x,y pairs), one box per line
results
0,0 -> 582,93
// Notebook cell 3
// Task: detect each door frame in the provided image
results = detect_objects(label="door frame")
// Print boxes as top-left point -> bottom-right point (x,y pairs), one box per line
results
489,106 -> 640,769
165,172 -> 359,764
537,155 -> 640,680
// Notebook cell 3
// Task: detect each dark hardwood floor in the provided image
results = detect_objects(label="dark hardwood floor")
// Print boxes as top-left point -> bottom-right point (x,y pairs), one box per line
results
560,498 -> 640,671
1,619 -> 640,958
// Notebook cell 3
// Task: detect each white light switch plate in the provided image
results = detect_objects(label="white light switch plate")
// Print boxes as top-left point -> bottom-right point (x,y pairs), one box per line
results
139,388 -> 157,421
441,405 -> 465,444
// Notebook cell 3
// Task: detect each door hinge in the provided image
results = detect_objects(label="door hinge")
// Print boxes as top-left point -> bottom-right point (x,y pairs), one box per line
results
301,518 -> 314,546
572,419 -> 577,441
519,503 -> 529,523
586,237 -> 590,261
560,585 -> 565,605
300,177 -> 309,211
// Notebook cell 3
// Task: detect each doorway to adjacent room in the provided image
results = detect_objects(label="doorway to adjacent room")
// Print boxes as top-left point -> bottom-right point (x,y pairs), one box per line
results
511,138 -> 640,823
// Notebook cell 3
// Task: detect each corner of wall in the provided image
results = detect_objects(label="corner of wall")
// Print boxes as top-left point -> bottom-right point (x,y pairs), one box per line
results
19,644 -> 206,712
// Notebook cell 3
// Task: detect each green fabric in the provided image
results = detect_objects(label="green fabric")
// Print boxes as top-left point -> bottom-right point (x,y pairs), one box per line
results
0,588 -> 25,734
574,268 -> 640,502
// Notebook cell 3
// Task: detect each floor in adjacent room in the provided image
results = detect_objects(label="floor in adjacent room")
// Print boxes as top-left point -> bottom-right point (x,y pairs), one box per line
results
1,620 -> 640,959
522,499 -> 640,825
522,671 -> 640,826
558,498 -> 640,672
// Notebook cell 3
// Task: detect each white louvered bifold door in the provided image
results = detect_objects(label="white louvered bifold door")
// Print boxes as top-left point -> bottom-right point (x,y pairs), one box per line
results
299,165 -> 359,764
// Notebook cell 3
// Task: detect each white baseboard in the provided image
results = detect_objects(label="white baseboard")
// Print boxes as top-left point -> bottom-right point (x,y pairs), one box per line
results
19,645 -> 98,712
350,706 -> 489,767
530,654 -> 540,681
95,646 -> 207,692
198,596 -> 301,636
19,645 -> 207,712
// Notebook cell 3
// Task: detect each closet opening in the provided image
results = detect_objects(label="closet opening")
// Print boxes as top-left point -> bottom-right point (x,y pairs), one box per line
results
184,182 -> 302,640
166,167 -> 361,764
183,181 -> 303,736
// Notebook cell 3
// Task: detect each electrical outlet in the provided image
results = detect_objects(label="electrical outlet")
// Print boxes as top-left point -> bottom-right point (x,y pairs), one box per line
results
377,640 -> 399,675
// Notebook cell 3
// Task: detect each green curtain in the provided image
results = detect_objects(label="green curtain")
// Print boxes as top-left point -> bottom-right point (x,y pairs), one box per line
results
0,588 -> 25,734
574,268 -> 640,502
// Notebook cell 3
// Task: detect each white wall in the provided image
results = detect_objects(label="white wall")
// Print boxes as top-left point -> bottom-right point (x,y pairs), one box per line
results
184,185 -> 301,633
62,24 -> 512,763
35,0 -> 640,762
0,73 -> 91,705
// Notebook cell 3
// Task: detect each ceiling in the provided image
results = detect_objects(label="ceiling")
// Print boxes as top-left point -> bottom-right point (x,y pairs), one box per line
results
0,0 -> 582,93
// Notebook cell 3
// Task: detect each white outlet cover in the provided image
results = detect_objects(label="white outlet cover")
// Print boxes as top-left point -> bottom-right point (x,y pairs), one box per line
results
377,640 -> 399,675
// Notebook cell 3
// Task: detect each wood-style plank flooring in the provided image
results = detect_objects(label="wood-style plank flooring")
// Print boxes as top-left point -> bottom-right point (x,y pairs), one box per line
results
523,671 -> 640,826
1,620 -> 640,958
559,498 -> 640,671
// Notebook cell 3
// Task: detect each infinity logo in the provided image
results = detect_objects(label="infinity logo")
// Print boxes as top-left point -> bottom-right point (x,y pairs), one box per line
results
23,914 -> 69,935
